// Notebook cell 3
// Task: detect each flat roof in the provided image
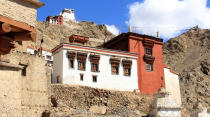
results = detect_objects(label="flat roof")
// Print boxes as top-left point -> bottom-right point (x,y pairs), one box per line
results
102,32 -> 163,47
52,43 -> 138,58
22,0 -> 45,8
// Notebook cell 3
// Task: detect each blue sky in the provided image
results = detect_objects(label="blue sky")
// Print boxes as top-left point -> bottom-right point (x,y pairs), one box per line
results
38,0 -> 210,39
38,0 -> 141,31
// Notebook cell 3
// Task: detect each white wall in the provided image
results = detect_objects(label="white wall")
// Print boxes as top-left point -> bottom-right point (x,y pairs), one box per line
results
164,68 -> 182,105
42,50 -> 53,62
158,109 -> 181,117
53,48 -> 139,91
27,48 -> 34,55
52,50 -> 63,83
60,9 -> 76,22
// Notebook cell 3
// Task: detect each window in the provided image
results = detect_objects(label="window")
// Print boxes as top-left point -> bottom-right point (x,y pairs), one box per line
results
145,48 -> 153,55
112,65 -> 119,75
92,75 -> 97,83
124,67 -> 131,76
20,64 -> 27,76
91,63 -> 99,72
80,74 -> 84,81
56,76 -> 61,83
122,60 -> 132,76
46,55 -> 52,60
145,63 -> 153,72
22,66 -> 27,76
69,60 -> 74,68
78,61 -> 86,70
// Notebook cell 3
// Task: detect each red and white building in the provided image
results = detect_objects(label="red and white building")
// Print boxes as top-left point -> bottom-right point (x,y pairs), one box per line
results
46,16 -> 63,25
52,33 -> 181,97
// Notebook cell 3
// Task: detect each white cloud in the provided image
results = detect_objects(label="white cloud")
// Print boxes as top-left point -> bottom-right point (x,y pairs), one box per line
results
105,24 -> 120,36
128,0 -> 210,38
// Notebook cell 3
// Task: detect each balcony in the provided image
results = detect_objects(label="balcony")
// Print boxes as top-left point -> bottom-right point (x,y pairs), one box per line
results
143,54 -> 155,63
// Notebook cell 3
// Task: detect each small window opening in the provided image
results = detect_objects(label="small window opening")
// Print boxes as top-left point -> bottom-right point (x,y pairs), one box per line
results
80,74 -> 84,81
20,64 -> 27,76
69,60 -> 74,68
92,75 -> 97,83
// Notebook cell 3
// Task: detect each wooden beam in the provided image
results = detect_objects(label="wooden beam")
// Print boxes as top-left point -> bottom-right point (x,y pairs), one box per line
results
0,35 -> 13,41
0,23 -> 12,34
0,16 -> 36,32
0,61 -> 24,70
14,32 -> 36,41
0,38 -> 13,54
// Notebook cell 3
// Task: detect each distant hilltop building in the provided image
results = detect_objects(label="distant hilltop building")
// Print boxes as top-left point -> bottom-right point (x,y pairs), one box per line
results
59,9 -> 76,22
46,8 -> 76,25
46,15 -> 63,25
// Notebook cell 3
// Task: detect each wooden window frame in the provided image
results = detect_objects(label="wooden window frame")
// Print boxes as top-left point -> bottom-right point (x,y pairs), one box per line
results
145,63 -> 154,72
91,63 -> 99,72
78,61 -> 86,71
69,59 -> 74,69
144,47 -> 153,55
124,67 -> 131,76
111,64 -> 119,75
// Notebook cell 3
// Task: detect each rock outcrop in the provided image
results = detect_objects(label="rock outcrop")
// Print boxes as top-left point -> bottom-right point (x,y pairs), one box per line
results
163,27 -> 210,114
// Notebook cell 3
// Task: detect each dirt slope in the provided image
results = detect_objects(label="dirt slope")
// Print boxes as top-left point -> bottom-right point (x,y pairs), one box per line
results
163,27 -> 210,114
44,84 -> 153,117
23,21 -> 115,50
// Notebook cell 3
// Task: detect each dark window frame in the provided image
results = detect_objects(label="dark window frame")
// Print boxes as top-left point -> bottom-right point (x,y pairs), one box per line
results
145,63 -> 154,72
144,47 -> 153,55
111,65 -> 119,75
78,61 -> 86,71
92,75 -> 97,83
91,63 -> 99,72
69,59 -> 74,69
124,67 -> 131,76
80,74 -> 84,81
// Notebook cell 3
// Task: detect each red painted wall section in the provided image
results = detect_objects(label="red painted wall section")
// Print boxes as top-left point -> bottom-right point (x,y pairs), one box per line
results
129,37 -> 165,94
103,33 -> 165,94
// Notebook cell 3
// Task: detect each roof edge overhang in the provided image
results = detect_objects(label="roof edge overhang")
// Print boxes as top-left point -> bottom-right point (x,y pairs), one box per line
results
23,0 -> 45,8
102,32 -> 164,48
52,43 -> 138,59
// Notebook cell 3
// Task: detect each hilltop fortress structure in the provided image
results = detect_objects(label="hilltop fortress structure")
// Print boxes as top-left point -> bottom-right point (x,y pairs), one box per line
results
46,9 -> 76,25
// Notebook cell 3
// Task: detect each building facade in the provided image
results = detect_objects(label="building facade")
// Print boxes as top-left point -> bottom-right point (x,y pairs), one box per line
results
52,44 -> 139,91
103,33 -> 165,94
52,33 -> 181,99
46,9 -> 76,25
59,9 -> 76,22
27,46 -> 53,64
0,0 -> 50,117
46,16 -> 63,25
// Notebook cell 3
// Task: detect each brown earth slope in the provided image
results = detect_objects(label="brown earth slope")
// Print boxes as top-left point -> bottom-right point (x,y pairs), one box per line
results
22,21 -> 115,50
45,84 -> 153,117
163,27 -> 210,114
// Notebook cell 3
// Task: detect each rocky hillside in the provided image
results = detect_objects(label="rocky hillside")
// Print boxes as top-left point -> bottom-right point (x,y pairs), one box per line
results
23,21 -> 115,50
43,84 -> 153,117
163,27 -> 210,114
